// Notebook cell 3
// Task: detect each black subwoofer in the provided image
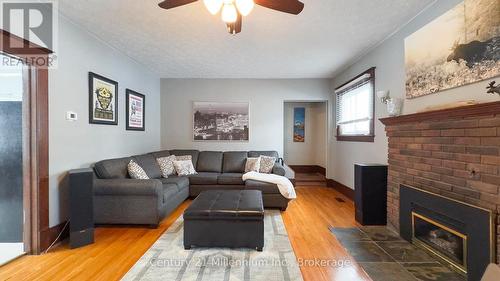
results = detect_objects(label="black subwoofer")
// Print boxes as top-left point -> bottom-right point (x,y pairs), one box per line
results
69,168 -> 95,248
354,164 -> 388,225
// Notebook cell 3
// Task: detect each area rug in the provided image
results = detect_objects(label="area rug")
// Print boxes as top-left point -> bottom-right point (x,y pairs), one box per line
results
330,226 -> 465,281
122,210 -> 303,281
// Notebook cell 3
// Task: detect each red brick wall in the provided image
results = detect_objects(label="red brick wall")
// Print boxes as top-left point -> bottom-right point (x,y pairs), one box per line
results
384,115 -> 499,263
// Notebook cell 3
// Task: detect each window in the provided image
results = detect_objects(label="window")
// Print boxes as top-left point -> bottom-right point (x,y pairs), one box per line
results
335,67 -> 375,142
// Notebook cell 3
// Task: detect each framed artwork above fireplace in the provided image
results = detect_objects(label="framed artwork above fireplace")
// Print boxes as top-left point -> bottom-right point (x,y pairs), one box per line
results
404,0 -> 500,99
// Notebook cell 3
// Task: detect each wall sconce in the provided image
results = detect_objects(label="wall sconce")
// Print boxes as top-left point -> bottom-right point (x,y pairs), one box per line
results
377,90 -> 391,104
377,90 -> 402,116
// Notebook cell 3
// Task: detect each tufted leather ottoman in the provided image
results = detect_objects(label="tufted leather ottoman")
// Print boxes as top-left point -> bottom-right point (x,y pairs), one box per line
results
183,190 -> 264,251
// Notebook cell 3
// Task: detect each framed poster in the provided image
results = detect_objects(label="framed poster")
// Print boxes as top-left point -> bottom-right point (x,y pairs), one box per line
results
293,107 -> 305,142
88,72 -> 118,125
405,0 -> 500,99
125,89 -> 145,131
193,101 -> 249,141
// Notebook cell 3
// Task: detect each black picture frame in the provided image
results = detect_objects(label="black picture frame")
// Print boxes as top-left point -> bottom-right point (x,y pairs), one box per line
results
88,72 -> 118,125
126,89 -> 146,131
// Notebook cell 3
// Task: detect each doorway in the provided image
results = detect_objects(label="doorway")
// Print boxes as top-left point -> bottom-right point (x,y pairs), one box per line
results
283,101 -> 328,187
0,53 -> 25,265
0,29 -> 50,259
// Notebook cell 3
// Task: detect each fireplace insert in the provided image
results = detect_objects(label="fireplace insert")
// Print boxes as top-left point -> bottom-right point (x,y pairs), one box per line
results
399,185 -> 494,281
412,212 -> 467,274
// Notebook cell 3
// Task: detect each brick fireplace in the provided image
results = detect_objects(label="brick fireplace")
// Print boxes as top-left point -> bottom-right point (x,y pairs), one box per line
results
380,101 -> 500,266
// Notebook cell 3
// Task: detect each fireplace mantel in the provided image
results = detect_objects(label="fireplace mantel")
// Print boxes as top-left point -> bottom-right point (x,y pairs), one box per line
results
379,101 -> 500,126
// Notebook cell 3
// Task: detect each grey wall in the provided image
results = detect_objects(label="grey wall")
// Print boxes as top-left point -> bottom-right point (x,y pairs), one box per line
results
283,102 -> 327,167
329,0 -> 500,189
48,15 -> 161,227
160,79 -> 332,159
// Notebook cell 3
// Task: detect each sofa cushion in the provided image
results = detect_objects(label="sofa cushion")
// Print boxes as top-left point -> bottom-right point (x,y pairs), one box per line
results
169,150 -> 199,167
133,154 -> 162,179
197,151 -> 223,173
188,172 -> 219,185
248,151 -> 279,162
245,179 -> 280,194
160,176 -> 189,191
162,183 -> 179,203
189,185 -> 245,197
218,173 -> 245,185
150,150 -> 170,160
223,151 -> 248,173
94,157 -> 132,179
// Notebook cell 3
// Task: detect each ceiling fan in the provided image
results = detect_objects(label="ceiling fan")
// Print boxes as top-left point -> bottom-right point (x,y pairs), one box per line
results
158,0 -> 304,34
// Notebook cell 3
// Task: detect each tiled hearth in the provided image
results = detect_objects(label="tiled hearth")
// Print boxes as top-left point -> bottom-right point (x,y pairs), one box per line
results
331,226 -> 464,281
380,102 -> 500,278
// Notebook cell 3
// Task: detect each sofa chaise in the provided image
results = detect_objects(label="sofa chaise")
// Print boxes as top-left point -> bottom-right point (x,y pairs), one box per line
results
93,150 -> 290,226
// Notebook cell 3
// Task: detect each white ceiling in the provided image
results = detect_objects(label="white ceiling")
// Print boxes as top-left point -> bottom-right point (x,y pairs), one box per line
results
58,0 -> 434,78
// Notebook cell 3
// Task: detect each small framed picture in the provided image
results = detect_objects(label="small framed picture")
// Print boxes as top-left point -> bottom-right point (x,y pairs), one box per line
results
89,72 -> 118,125
126,89 -> 145,131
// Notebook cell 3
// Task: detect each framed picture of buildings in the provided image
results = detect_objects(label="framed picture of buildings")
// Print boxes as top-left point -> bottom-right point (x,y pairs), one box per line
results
126,89 -> 145,131
88,72 -> 118,125
193,101 -> 249,141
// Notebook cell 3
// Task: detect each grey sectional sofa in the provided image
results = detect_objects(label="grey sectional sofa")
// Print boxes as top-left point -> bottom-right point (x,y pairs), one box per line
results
93,150 -> 290,226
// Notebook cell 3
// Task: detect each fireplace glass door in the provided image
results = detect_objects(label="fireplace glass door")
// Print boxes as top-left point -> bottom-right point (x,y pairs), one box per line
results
412,212 -> 467,273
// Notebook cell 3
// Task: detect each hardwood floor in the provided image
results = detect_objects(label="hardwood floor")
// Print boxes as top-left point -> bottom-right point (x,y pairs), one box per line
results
0,187 -> 371,281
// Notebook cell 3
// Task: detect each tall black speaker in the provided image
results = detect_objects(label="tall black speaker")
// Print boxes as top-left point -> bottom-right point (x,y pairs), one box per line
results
354,164 -> 388,225
69,168 -> 95,248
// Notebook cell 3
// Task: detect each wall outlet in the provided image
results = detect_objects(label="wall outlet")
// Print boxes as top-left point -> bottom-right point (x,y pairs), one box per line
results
66,111 -> 78,121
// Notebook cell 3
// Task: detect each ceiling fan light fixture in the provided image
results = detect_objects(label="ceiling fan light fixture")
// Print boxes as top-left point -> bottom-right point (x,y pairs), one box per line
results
203,0 -> 223,15
221,3 -> 237,23
235,0 -> 254,16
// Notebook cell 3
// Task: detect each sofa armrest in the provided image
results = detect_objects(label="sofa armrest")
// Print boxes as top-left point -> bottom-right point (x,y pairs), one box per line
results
272,163 -> 286,176
94,178 -> 162,196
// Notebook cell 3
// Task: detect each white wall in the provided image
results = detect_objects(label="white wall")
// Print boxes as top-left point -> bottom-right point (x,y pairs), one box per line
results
48,16 -> 161,227
283,102 -> 327,167
329,0 -> 499,190
160,79 -> 332,159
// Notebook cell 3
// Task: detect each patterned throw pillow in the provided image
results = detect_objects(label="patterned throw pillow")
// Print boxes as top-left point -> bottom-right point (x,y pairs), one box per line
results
259,155 -> 276,174
175,155 -> 192,161
173,160 -> 197,176
128,160 -> 149,179
245,157 -> 261,173
156,155 -> 176,178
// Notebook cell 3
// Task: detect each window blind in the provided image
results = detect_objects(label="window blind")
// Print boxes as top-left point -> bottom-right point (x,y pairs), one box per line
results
335,74 -> 374,136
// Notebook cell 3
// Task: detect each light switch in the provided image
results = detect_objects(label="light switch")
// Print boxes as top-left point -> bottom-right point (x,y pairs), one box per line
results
66,111 -> 77,121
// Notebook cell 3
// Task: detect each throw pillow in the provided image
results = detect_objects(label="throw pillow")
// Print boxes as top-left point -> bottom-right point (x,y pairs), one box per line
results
173,160 -> 197,176
245,157 -> 261,173
156,155 -> 176,178
175,155 -> 192,161
128,160 -> 149,179
259,155 -> 276,174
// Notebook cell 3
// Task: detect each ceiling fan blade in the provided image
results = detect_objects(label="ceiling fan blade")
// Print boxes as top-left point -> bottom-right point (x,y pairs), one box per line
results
227,12 -> 242,35
254,0 -> 304,15
158,0 -> 197,9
